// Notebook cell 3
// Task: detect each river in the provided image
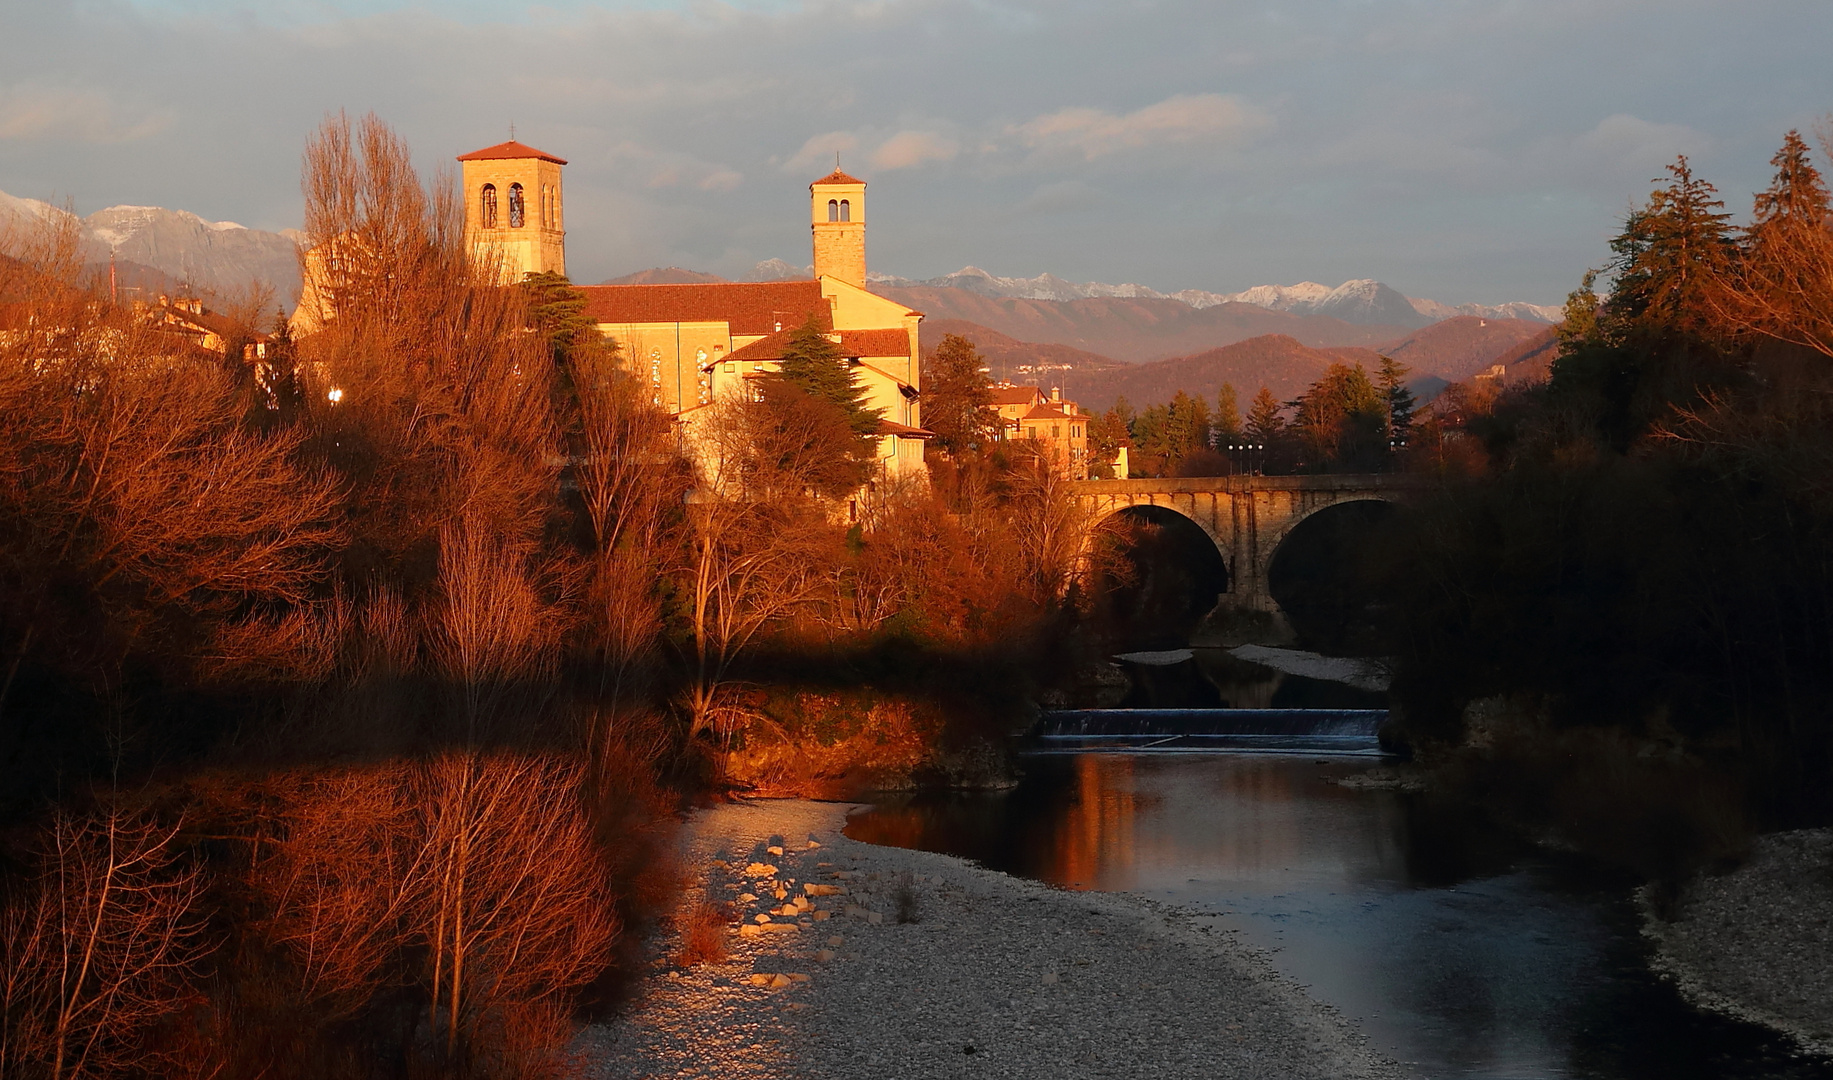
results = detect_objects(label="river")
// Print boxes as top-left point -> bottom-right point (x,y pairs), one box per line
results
846,750 -> 1832,1079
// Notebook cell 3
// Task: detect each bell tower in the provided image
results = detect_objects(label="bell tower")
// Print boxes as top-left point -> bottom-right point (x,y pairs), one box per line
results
457,139 -> 567,284
810,165 -> 866,288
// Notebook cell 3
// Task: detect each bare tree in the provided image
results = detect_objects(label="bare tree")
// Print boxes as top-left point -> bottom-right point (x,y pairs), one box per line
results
413,754 -> 620,1059
0,808 -> 210,1080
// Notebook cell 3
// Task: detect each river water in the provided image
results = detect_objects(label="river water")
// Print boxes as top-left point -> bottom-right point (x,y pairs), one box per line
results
846,751 -> 1833,1079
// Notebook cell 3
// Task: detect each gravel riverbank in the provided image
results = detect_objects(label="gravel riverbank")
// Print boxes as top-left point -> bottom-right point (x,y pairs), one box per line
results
1642,828 -> 1833,1058
583,799 -> 1401,1080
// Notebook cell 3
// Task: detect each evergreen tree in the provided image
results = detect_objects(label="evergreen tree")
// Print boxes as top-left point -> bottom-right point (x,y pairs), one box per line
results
921,334 -> 1000,455
1244,386 -> 1285,444
1750,130 -> 1829,233
774,314 -> 884,437
1718,131 -> 1833,356
1214,382 -> 1243,445
521,270 -> 598,364
1376,356 -> 1415,451
1607,156 -> 1734,335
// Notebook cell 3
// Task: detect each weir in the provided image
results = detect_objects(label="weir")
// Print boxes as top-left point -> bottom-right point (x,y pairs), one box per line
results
1035,708 -> 1388,755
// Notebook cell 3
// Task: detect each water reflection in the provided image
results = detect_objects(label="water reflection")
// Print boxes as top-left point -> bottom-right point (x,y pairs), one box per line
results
848,754 -> 1832,1080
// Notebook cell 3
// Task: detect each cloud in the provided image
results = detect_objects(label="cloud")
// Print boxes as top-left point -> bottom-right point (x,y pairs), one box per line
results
870,130 -> 958,171
1573,113 -> 1701,176
0,85 -> 171,143
783,131 -> 861,175
1011,93 -> 1270,161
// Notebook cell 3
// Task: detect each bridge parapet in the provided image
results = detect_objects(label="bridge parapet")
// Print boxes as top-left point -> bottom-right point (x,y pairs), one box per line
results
1070,473 -> 1429,616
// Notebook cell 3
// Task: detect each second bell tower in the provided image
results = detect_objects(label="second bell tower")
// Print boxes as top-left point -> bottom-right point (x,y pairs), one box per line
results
810,166 -> 866,288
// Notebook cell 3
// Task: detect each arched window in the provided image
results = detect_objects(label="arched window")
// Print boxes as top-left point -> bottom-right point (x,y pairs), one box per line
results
508,183 -> 525,229
481,184 -> 498,228
828,199 -> 840,222
839,199 -> 851,222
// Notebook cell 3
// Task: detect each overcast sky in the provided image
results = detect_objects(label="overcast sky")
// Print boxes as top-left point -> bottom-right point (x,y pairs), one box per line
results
3,0 -> 1830,303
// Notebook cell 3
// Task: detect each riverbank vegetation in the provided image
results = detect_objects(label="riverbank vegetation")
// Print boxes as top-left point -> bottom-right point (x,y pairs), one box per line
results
1375,132 -> 1833,867
0,114 -> 1074,1077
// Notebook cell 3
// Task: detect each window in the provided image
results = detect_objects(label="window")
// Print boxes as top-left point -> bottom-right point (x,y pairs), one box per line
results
1052,424 -> 1061,439
481,184 -> 498,228
508,183 -> 525,228
828,199 -> 840,222
839,199 -> 851,222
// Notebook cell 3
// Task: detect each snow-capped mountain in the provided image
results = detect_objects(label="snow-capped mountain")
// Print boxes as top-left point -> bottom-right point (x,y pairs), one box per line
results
0,188 -> 301,300
838,262 -> 1565,326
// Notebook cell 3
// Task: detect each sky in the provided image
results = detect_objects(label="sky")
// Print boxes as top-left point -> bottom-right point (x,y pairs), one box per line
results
2,0 -> 1830,304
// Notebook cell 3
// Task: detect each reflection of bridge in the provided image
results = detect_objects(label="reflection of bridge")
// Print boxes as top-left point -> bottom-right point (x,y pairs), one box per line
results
1070,475 -> 1427,616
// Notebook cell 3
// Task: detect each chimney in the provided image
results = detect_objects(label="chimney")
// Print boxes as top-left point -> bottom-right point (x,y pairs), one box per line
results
1051,387 -> 1061,402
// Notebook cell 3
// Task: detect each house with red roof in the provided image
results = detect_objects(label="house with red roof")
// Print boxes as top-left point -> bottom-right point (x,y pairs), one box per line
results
987,382 -> 1100,478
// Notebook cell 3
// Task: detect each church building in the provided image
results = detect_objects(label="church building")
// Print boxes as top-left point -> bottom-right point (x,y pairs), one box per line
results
459,141 -> 931,479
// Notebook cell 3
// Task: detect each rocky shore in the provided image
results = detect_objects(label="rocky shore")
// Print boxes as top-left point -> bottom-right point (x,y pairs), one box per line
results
1641,827 -> 1833,1058
584,799 -> 1401,1080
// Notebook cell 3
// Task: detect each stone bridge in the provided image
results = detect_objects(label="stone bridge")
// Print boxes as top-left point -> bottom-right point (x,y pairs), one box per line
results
1070,474 -> 1427,618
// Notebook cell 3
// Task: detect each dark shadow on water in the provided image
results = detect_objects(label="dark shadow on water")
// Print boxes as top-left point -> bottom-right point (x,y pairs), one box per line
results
847,754 -> 1833,1080
1102,648 -> 1388,710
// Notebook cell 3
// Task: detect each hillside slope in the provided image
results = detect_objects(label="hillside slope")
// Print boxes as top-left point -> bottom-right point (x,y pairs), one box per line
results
1379,316 -> 1551,381
876,286 -> 1414,363
1068,335 -> 1385,413
917,319 -> 1122,383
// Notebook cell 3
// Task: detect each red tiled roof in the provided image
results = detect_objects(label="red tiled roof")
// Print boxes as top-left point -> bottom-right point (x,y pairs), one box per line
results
811,169 -> 867,187
724,328 -> 796,363
1021,404 -> 1090,422
580,281 -> 829,338
840,328 -> 911,357
456,140 -> 567,165
990,385 -> 1045,407
876,418 -> 933,438
719,325 -> 909,364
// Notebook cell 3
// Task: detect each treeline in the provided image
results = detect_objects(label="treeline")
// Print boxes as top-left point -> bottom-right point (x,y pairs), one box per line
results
1086,357 -> 1418,477
1375,133 -> 1833,827
0,114 -> 1072,1078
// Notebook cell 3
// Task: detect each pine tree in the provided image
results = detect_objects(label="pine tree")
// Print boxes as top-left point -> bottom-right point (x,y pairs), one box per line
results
1607,156 -> 1734,334
921,334 -> 1000,454
1214,382 -> 1243,444
1716,132 -> 1833,356
1245,386 -> 1285,444
521,270 -> 598,364
774,315 -> 883,437
1751,130 -> 1829,232
1376,355 -> 1415,450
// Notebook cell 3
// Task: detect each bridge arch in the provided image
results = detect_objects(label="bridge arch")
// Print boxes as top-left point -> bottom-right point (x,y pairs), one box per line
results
1265,498 -> 1399,652
1086,504 -> 1232,648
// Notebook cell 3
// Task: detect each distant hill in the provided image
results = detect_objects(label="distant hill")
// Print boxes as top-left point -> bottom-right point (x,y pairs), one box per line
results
598,267 -> 729,285
1378,316 -> 1551,382
875,286 -> 1414,363
1490,325 -> 1561,384
1042,318 -> 1562,415
918,319 -> 1123,384
1068,335 -> 1385,414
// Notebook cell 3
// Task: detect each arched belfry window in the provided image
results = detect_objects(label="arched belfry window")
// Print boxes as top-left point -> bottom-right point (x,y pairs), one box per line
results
508,183 -> 525,229
839,199 -> 851,222
481,184 -> 498,228
828,199 -> 840,222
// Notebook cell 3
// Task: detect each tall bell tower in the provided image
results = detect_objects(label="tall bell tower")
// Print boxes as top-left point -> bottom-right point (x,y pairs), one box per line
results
810,166 -> 866,288
458,139 -> 567,284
